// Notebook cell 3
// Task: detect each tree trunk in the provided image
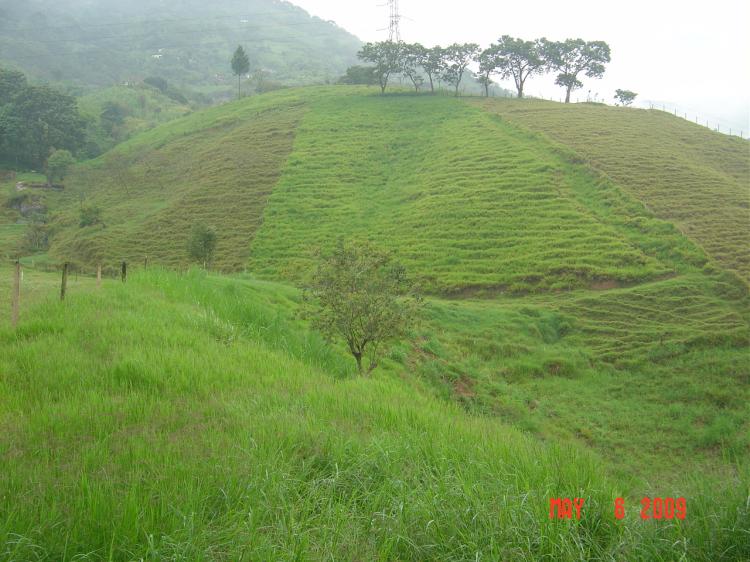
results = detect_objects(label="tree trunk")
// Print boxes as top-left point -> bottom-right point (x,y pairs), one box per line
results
517,79 -> 524,98
565,87 -> 572,103
428,75 -> 434,93
354,352 -> 363,374
238,75 -> 241,100
484,82 -> 489,97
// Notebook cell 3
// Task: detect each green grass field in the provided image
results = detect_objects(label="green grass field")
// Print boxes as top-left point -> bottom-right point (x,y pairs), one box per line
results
0,86 -> 748,559
0,268 -> 747,560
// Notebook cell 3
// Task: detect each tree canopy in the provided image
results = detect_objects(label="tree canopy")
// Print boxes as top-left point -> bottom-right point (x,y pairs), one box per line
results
188,224 -> 218,268
357,42 -> 403,93
305,240 -> 422,375
46,149 -> 76,186
496,36 -> 545,98
0,68 -> 85,169
541,39 -> 611,103
441,43 -> 481,97
231,46 -> 251,99
615,89 -> 638,106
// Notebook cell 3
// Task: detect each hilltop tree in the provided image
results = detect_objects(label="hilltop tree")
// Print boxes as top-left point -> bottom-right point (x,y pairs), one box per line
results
541,38 -> 611,103
441,43 -> 480,97
357,41 -> 402,93
422,46 -> 445,93
231,46 -> 250,99
400,43 -> 427,92
615,89 -> 638,106
476,44 -> 503,97
188,223 -> 217,268
496,36 -> 545,98
305,240 -> 422,375
46,149 -> 75,186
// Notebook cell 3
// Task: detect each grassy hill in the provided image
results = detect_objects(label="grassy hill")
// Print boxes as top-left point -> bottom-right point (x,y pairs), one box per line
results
78,83 -> 193,156
472,98 -> 750,283
0,87 -> 748,558
0,267 -> 747,560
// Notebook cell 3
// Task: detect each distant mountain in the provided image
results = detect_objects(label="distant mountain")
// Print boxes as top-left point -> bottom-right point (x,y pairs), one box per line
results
0,0 -> 361,93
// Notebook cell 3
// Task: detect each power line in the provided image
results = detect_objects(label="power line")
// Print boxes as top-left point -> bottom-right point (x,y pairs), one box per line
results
388,0 -> 401,42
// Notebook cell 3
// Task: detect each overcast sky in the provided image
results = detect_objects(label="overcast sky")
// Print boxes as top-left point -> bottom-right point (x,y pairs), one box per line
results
293,0 -> 750,132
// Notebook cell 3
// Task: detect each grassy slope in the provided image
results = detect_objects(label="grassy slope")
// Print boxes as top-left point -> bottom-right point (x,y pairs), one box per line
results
0,268 -> 747,560
413,272 -> 749,483
1,89 -> 748,558
46,89 -> 314,270
78,84 -> 192,154
471,99 -> 750,283
242,91 -> 749,484
250,93 -> 700,294
2,88 -> 746,476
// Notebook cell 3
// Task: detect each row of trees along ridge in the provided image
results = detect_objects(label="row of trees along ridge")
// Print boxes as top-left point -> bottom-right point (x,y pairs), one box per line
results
357,36 -> 611,101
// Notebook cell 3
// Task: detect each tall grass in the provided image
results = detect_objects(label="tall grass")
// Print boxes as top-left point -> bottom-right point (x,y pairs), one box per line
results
0,269 -> 746,560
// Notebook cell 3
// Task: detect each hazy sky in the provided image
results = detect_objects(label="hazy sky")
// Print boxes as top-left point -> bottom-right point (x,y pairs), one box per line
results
293,0 -> 750,132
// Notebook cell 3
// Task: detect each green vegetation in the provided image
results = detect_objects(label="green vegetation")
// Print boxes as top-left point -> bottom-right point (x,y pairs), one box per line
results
40,89 -> 313,269
77,83 -> 192,157
472,97 -> 750,282
0,0 -> 361,95
188,223 -> 218,268
231,46 -> 251,99
306,240 -> 423,375
0,267 -> 747,560
0,87 -> 747,559
0,67 -> 85,169
45,149 -> 75,185
249,92 -> 699,293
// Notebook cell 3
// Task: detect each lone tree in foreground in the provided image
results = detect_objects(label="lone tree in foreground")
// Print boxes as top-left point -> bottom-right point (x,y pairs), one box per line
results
614,89 -> 638,106
231,46 -> 250,99
188,224 -> 217,268
306,240 -> 422,375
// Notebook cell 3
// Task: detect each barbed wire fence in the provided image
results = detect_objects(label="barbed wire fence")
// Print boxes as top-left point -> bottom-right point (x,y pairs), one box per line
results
636,101 -> 746,138
4,258 -> 135,328
515,89 -> 747,139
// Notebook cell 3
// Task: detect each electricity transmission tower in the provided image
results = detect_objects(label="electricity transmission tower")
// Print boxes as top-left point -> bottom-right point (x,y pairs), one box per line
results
387,0 -> 401,42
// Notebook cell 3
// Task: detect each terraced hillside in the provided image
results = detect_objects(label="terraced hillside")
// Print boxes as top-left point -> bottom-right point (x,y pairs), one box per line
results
249,94 -> 701,294
472,98 -> 750,282
47,90 -> 309,270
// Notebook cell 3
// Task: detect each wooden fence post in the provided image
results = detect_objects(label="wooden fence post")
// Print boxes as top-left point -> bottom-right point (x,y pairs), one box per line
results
60,263 -> 69,301
121,261 -> 127,283
11,261 -> 20,328
97,264 -> 102,288
144,256 -> 148,269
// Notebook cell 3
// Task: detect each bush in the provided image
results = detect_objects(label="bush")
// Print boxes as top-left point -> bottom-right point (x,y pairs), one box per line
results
79,205 -> 103,227
187,224 -> 217,268
305,240 -> 422,375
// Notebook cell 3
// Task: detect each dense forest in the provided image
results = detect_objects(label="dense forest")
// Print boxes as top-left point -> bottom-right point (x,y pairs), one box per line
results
0,0 -> 361,94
